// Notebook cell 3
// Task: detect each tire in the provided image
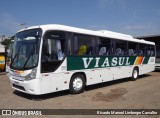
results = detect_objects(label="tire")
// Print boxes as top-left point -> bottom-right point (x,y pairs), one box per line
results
69,74 -> 85,94
131,67 -> 139,81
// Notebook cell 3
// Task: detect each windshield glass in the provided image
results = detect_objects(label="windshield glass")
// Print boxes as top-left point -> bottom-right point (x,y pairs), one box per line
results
11,29 -> 42,70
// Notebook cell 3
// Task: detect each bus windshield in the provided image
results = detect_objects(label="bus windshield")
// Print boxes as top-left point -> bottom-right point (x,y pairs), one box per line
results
11,29 -> 42,70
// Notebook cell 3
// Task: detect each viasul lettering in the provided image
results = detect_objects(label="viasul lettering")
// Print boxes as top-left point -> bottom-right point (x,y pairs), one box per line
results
82,57 -> 131,69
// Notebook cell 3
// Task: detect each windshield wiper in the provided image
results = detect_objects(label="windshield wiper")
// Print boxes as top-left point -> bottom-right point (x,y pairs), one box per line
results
11,46 -> 21,67
23,46 -> 34,68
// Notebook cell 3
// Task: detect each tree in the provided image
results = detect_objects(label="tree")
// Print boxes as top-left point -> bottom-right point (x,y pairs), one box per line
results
1,36 -> 14,49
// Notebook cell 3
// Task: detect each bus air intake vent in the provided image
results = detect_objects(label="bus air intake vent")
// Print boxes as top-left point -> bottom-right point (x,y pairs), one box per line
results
12,84 -> 26,91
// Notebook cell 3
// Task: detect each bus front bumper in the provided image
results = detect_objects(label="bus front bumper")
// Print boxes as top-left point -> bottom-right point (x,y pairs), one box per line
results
8,75 -> 41,95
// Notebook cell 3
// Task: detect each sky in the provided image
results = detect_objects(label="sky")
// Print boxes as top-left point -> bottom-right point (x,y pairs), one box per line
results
0,0 -> 160,37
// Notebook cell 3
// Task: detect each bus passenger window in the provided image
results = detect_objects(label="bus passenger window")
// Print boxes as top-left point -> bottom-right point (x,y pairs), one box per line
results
78,45 -> 87,55
115,40 -> 127,56
139,50 -> 143,56
41,31 -> 66,73
99,47 -> 107,55
89,37 -> 97,55
115,48 -> 122,56
128,42 -> 138,56
148,45 -> 155,56
147,50 -> 151,56
73,34 -> 96,55
139,43 -> 147,56
98,37 -> 111,56
128,49 -> 134,56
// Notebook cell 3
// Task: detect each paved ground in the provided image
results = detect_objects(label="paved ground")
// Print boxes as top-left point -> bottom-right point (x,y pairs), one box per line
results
0,71 -> 160,118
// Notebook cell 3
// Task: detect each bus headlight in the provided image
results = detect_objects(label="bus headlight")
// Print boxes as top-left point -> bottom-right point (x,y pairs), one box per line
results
25,68 -> 37,80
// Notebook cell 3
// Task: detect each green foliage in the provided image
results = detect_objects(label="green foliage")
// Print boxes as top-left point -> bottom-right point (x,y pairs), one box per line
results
1,38 -> 11,46
1,36 -> 14,49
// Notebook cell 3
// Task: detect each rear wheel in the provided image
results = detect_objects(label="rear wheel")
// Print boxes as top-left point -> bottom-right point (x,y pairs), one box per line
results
69,74 -> 85,94
131,67 -> 139,81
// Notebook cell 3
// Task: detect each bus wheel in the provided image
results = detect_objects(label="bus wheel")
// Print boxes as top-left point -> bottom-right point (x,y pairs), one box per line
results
131,67 -> 139,81
69,74 -> 85,94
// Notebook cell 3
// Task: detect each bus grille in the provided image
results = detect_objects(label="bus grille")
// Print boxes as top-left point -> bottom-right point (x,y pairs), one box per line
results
12,84 -> 25,91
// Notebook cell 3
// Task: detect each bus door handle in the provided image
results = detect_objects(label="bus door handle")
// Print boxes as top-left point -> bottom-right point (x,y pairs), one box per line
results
107,68 -> 111,70
118,67 -> 121,69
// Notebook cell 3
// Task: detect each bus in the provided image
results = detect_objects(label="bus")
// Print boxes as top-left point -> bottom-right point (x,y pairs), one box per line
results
8,24 -> 155,95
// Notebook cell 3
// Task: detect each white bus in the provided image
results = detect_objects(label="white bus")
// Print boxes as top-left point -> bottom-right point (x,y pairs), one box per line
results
8,24 -> 155,95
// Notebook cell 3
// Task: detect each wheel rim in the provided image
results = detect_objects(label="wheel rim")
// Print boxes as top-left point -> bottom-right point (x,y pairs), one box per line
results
73,77 -> 83,91
133,70 -> 138,78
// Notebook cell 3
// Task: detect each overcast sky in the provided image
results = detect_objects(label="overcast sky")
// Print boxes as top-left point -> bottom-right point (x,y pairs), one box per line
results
0,0 -> 160,37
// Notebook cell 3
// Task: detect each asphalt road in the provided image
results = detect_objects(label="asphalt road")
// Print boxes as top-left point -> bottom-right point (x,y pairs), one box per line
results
0,71 -> 160,118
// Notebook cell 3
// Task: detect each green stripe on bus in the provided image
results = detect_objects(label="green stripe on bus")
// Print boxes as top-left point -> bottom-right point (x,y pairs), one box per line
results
143,57 -> 150,64
67,56 -> 137,71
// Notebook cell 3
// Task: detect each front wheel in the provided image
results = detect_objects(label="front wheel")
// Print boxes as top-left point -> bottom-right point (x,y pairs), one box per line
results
131,68 -> 139,81
69,74 -> 85,94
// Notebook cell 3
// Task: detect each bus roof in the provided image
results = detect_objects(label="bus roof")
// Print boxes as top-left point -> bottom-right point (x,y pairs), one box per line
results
18,24 -> 155,45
